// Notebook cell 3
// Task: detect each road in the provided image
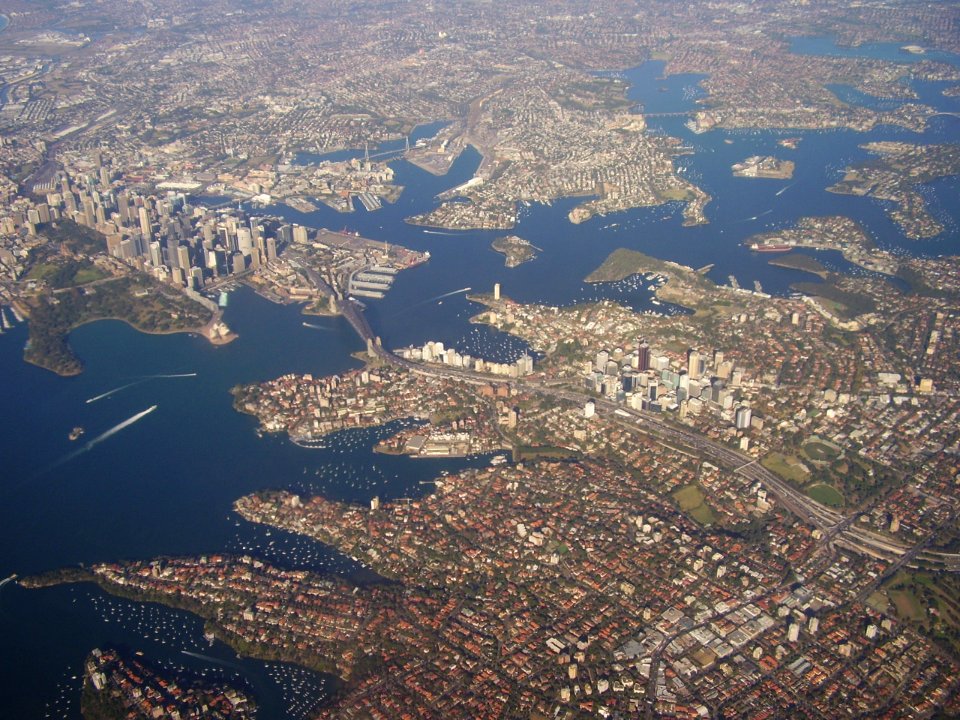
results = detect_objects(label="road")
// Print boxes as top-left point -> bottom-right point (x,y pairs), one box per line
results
295,262 -> 960,570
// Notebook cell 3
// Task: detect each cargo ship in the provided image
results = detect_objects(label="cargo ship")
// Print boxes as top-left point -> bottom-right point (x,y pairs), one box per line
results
748,243 -> 793,253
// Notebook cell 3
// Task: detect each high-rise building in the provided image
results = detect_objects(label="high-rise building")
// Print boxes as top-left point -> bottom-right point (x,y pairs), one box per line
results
637,341 -> 650,372
237,227 -> 253,256
149,241 -> 163,268
138,206 -> 152,240
177,245 -> 191,273
687,349 -> 703,380
293,225 -> 309,244
519,354 -> 534,375
117,192 -> 131,225
494,283 -> 501,300
788,622 -> 800,643
735,405 -> 752,430
594,350 -> 609,373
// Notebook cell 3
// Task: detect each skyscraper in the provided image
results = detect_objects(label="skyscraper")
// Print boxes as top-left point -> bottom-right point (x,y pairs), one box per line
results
138,206 -> 152,240
687,349 -> 704,380
735,404 -> 752,430
637,341 -> 650,372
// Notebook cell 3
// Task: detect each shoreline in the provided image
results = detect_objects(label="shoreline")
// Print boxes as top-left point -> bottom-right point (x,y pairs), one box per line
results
24,312 -> 236,377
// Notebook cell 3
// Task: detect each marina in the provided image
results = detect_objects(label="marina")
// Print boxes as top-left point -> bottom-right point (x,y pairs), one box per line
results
0,34 -> 959,720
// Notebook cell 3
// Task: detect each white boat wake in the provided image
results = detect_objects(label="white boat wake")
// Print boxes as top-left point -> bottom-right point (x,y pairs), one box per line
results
387,287 -> 471,318
181,650 -> 243,669
86,405 -> 157,450
42,406 -> 158,475
86,381 -> 142,404
86,374 -> 196,403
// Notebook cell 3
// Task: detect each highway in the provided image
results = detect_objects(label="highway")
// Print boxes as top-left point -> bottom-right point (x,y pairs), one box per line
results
295,262 -> 960,571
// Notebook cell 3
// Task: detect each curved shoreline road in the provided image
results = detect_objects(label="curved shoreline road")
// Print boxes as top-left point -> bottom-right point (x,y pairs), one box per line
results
299,266 -> 960,570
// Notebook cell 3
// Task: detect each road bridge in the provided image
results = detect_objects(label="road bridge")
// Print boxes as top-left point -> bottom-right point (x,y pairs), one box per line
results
294,260 -> 960,570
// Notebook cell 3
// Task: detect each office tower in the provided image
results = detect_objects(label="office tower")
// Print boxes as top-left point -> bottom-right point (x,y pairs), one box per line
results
687,349 -> 703,380
149,241 -> 163,268
735,405 -> 752,430
177,245 -> 191,272
237,227 -> 253,256
117,192 -> 131,225
595,350 -> 609,372
138,206 -> 152,240
637,341 -> 650,372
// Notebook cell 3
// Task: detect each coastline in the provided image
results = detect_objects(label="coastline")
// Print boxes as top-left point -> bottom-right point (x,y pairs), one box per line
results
24,312 -> 237,377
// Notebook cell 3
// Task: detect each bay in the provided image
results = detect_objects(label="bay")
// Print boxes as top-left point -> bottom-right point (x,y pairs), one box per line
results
2,36 -> 959,718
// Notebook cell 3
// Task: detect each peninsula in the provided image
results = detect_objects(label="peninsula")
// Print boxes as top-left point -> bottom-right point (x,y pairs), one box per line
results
828,142 -> 960,239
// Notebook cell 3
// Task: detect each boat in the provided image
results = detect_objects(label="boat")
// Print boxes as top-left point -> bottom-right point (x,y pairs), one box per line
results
748,243 -> 793,253
69,426 -> 85,441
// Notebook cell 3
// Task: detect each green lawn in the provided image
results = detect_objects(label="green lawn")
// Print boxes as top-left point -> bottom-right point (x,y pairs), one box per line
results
803,441 -> 840,463
889,588 -> 924,622
674,485 -> 716,525
807,483 -> 844,507
73,267 -> 108,285
761,453 -> 810,484
26,262 -> 58,281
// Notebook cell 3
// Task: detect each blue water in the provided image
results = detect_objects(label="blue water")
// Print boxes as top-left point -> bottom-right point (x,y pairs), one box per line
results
2,37 -> 960,719
791,35 -> 960,67
0,291 -> 498,719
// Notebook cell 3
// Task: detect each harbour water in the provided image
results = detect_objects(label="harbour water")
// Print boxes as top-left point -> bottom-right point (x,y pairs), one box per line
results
1,37 -> 959,718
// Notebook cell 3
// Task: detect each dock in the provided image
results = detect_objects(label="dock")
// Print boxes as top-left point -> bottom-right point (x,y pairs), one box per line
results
348,264 -> 399,300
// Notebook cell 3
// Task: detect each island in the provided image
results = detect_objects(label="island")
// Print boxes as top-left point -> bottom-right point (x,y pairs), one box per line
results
732,156 -> 795,179
491,235 -> 538,267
